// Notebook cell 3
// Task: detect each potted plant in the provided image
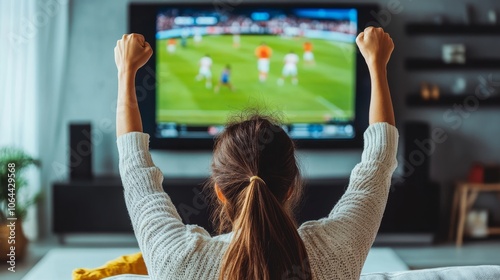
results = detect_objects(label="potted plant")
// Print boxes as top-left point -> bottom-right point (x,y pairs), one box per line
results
0,147 -> 40,262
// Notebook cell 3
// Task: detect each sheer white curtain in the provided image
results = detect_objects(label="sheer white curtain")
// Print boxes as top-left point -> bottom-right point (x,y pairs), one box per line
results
0,1 -> 38,148
0,0 -> 69,239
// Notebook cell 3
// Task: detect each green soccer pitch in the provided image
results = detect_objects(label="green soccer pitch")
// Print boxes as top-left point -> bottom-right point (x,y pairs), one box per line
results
156,35 -> 356,125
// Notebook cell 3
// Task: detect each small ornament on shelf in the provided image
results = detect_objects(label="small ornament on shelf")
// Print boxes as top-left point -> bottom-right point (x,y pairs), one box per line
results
451,77 -> 467,95
488,9 -> 497,25
442,44 -> 466,64
421,82 -> 431,100
431,84 -> 440,100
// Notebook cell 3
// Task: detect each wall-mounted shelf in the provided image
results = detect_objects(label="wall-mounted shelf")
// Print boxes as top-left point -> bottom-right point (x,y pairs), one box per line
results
406,23 -> 500,35
406,94 -> 500,107
405,59 -> 500,71
405,22 -> 500,108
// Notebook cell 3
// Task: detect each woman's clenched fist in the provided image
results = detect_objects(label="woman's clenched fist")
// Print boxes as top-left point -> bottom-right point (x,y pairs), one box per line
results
114,33 -> 153,73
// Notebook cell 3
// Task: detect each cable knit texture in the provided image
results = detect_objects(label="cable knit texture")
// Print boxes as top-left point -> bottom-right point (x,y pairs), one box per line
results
117,122 -> 399,280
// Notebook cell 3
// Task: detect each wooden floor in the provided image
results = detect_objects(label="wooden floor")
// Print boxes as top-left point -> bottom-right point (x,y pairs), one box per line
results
1,237 -> 500,280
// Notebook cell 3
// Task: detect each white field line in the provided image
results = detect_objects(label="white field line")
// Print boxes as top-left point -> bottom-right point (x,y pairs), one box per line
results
314,97 -> 346,117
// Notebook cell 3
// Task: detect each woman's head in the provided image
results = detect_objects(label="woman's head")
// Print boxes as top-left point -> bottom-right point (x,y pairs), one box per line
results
210,114 -> 301,223
208,113 -> 311,280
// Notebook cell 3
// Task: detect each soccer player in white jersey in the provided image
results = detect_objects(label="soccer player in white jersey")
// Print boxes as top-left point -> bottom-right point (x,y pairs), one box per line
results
231,22 -> 241,48
193,27 -> 203,45
278,51 -> 299,86
196,54 -> 213,88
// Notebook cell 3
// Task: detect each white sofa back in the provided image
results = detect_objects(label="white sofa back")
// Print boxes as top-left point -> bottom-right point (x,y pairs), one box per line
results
103,265 -> 500,280
360,265 -> 500,280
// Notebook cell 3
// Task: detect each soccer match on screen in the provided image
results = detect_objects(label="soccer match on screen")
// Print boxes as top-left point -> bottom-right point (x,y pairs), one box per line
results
156,8 -> 358,127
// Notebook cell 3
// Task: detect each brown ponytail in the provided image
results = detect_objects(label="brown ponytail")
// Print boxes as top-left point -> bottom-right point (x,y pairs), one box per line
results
208,113 -> 311,280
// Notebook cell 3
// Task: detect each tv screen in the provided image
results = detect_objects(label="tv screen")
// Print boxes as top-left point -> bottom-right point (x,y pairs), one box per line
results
130,3 -> 377,149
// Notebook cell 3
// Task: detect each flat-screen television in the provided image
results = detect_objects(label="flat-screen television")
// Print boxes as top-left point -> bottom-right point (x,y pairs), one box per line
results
129,3 -> 378,149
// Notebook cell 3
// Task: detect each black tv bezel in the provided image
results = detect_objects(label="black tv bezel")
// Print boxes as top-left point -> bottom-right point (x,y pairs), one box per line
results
129,2 -> 378,150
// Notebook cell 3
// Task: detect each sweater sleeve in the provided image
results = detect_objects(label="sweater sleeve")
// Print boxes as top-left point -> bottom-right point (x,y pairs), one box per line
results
117,132 -> 212,280
299,122 -> 399,279
329,122 -> 398,240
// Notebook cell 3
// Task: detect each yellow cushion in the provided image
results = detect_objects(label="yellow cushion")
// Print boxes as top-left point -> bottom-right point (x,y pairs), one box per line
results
72,252 -> 147,280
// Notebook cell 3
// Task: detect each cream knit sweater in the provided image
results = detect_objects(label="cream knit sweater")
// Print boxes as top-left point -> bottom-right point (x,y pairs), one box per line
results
117,122 -> 399,280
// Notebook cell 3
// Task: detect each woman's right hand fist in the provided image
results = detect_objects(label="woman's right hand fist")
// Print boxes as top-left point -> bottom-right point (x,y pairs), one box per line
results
356,27 -> 394,67
114,33 -> 153,73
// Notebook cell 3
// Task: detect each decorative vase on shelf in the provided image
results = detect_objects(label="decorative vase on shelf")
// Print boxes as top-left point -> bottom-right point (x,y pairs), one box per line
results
488,10 -> 497,25
466,209 -> 489,238
451,77 -> 467,95
430,84 -> 440,100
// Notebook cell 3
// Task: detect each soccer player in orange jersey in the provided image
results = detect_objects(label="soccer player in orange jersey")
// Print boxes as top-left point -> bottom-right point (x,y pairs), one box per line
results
254,42 -> 273,82
167,38 -> 176,53
303,41 -> 315,64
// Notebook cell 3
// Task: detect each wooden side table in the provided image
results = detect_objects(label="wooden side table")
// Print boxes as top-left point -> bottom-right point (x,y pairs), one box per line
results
449,182 -> 500,246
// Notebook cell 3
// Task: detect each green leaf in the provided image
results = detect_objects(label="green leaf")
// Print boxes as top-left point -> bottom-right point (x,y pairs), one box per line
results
0,147 -> 41,220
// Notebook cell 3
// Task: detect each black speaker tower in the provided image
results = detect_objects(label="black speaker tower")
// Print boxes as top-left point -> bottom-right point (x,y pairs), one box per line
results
69,123 -> 93,180
403,121 -> 431,183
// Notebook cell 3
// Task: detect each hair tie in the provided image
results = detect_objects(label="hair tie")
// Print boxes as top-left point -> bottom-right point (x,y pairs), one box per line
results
249,176 -> 266,185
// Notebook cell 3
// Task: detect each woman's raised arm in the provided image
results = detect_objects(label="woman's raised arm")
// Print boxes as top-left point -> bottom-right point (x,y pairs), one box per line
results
114,33 -> 153,137
356,27 -> 395,126
298,28 -> 398,279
